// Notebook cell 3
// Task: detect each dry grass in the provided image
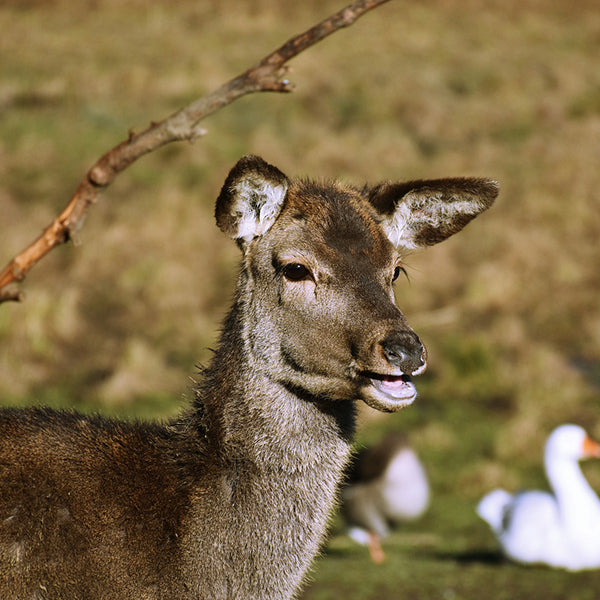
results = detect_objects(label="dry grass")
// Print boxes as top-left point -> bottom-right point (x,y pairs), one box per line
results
1,0 -> 600,595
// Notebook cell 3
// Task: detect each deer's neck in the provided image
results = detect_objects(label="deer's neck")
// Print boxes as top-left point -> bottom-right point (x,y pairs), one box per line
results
196,297 -> 355,473
183,300 -> 355,598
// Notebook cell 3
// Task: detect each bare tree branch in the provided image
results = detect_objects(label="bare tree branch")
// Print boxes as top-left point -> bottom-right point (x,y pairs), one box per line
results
0,0 -> 391,304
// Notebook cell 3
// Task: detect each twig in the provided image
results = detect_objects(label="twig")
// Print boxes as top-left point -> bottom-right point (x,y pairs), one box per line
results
0,0 -> 391,304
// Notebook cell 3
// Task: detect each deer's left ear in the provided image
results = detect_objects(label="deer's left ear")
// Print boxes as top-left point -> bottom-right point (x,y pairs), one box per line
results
366,178 -> 499,250
215,155 -> 289,243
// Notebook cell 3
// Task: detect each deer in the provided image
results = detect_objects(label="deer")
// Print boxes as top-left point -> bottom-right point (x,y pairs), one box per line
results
0,155 -> 497,599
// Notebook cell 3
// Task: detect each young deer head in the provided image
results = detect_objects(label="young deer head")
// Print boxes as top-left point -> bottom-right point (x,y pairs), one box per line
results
216,155 -> 497,412
0,155 -> 497,600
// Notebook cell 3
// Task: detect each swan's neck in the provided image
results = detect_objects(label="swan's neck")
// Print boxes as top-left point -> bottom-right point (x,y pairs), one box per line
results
546,454 -> 600,522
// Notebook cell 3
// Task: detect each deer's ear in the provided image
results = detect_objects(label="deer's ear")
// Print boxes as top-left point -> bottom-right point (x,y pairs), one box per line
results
366,178 -> 499,250
215,155 -> 289,243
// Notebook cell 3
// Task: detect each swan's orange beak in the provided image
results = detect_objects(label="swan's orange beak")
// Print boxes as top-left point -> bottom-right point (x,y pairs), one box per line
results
583,436 -> 600,459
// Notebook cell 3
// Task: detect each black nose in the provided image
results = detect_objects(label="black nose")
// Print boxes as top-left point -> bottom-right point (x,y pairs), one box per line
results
381,331 -> 426,374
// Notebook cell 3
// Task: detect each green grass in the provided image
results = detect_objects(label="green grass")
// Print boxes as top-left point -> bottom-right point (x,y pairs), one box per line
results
1,0 -> 600,597
305,529 -> 600,600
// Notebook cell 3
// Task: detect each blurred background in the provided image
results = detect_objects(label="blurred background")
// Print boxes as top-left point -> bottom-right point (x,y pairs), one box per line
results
1,0 -> 599,597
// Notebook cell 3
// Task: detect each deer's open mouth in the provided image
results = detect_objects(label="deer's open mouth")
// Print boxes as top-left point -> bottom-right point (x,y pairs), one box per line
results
371,373 -> 416,400
359,373 -> 417,412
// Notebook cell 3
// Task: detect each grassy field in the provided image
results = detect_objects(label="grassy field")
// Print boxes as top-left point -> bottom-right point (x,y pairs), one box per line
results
1,0 -> 600,597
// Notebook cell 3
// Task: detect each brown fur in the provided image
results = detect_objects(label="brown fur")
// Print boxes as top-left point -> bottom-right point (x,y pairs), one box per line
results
0,156 -> 497,599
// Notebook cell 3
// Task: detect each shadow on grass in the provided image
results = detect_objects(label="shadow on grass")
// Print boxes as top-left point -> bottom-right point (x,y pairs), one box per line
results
432,548 -> 506,565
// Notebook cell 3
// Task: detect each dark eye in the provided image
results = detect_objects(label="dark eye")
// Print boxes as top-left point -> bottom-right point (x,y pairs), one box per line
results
393,265 -> 408,282
282,263 -> 312,282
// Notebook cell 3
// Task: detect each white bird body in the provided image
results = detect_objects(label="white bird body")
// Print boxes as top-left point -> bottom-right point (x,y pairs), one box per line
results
342,432 -> 429,562
477,424 -> 600,571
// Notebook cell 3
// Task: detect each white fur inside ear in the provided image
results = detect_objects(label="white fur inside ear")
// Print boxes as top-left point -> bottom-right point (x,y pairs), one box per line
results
381,202 -> 416,250
232,178 -> 288,242
382,192 -> 486,250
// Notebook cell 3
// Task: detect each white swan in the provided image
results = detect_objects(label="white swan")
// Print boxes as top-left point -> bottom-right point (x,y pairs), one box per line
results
341,432 -> 429,563
477,424 -> 600,570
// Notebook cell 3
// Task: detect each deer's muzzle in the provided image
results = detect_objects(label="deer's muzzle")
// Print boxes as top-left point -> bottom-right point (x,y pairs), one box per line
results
357,327 -> 427,413
380,330 -> 426,376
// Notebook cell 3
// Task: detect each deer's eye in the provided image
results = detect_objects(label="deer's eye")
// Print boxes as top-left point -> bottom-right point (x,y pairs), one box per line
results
392,265 -> 408,282
282,263 -> 312,282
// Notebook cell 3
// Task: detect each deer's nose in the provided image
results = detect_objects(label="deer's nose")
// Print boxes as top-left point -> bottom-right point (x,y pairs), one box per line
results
381,331 -> 426,375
